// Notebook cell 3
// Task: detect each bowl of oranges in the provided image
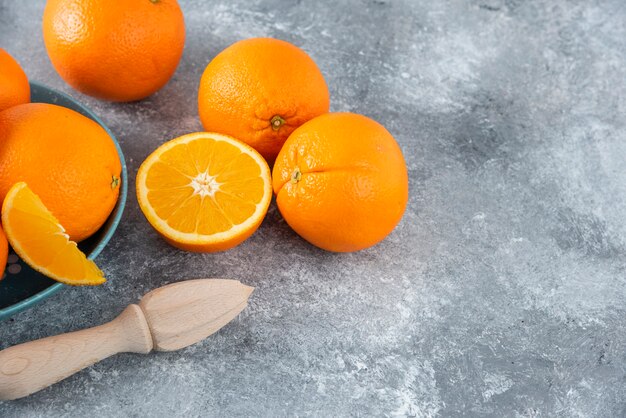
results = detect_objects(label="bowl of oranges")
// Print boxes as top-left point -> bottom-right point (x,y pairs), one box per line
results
0,81 -> 127,321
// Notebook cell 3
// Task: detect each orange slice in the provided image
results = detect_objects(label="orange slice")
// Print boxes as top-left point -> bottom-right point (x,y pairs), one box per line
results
1,182 -> 105,285
135,132 -> 272,252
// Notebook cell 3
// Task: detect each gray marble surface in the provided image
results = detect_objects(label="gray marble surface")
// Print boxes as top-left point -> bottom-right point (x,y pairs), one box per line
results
1,0 -> 625,416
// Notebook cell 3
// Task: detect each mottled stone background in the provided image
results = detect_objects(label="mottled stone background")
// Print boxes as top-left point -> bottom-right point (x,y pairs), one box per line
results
1,0 -> 625,416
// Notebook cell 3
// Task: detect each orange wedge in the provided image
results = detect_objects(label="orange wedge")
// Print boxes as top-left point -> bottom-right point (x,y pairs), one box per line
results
136,132 -> 272,252
1,182 -> 105,285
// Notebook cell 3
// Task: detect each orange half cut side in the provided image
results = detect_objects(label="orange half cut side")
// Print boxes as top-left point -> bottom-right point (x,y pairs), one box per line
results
135,132 -> 272,252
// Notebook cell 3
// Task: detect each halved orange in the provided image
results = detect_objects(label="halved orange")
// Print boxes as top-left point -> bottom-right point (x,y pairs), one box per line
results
1,182 -> 105,285
136,132 -> 272,252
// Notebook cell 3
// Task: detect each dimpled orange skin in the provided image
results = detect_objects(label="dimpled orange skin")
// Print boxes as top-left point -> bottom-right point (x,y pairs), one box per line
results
198,38 -> 330,164
0,103 -> 121,242
0,225 -> 7,279
42,0 -> 185,102
0,48 -> 30,112
273,113 -> 409,252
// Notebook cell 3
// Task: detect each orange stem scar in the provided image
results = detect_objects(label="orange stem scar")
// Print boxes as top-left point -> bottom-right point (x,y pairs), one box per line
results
270,115 -> 285,131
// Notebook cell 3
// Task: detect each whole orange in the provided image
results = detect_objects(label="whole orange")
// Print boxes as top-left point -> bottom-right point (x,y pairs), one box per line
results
0,48 -> 30,112
0,225 -> 7,279
198,38 -> 330,164
42,0 -> 185,102
272,113 -> 408,252
0,103 -> 121,242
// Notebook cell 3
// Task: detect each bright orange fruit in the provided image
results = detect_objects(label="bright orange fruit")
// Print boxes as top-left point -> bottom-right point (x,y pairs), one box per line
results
2,182 -> 105,286
136,132 -> 272,252
198,38 -> 330,164
273,113 -> 409,252
0,48 -> 30,112
0,103 -> 121,242
43,0 -> 185,102
0,225 -> 7,280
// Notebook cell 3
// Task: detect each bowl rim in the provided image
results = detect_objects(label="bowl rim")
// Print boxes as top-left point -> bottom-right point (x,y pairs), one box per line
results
0,81 -> 128,321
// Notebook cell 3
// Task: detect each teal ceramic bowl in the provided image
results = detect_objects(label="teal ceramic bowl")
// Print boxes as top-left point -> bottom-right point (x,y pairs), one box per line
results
0,82 -> 127,321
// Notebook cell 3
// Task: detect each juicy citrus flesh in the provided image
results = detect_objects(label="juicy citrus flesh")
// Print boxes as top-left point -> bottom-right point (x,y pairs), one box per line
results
0,103 -> 121,242
273,112 -> 409,253
43,0 -> 185,102
0,48 -> 30,112
198,38 -> 330,164
1,182 -> 105,286
136,132 -> 272,252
